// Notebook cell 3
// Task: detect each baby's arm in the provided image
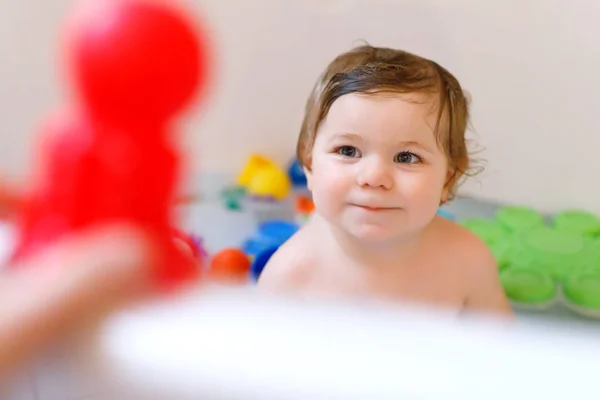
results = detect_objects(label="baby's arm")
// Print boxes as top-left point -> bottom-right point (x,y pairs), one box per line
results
463,240 -> 513,317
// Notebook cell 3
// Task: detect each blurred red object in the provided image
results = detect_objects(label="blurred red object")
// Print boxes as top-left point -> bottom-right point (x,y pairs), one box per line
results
11,0 -> 212,290
64,0 -> 211,125
172,228 -> 203,261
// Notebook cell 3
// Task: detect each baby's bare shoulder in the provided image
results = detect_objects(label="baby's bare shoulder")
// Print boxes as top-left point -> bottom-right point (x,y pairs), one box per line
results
434,216 -> 496,268
256,226 -> 316,292
431,216 -> 512,316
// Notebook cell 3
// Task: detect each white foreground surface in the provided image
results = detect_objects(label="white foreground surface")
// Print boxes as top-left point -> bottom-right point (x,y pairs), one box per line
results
95,286 -> 600,399
3,196 -> 600,398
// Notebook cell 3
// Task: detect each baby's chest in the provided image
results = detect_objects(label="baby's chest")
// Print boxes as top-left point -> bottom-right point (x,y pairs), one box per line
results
301,259 -> 467,310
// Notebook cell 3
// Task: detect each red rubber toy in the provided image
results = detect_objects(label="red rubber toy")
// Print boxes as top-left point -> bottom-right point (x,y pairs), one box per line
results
11,0 -> 212,289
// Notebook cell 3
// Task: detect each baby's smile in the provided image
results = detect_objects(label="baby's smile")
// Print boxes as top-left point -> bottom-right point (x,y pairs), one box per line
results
351,203 -> 401,212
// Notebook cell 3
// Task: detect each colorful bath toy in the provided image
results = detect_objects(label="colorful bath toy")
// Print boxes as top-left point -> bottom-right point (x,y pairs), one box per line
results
510,228 -> 589,283
295,195 -> 315,224
242,238 -> 270,260
288,158 -> 307,188
436,208 -> 454,220
257,220 -> 299,242
562,270 -> 600,319
495,206 -> 545,233
500,268 -> 556,307
237,154 -> 291,200
251,245 -> 279,281
237,154 -> 273,186
455,205 -> 600,315
242,220 -> 300,260
209,248 -> 251,284
221,185 -> 246,211
248,168 -> 290,200
552,210 -> 600,238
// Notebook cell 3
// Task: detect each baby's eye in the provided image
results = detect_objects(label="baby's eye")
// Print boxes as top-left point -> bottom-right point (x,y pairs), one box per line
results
394,151 -> 421,164
336,146 -> 360,158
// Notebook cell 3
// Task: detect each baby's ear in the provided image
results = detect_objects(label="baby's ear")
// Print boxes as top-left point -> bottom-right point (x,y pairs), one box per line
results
303,166 -> 313,191
440,189 -> 449,205
440,169 -> 455,204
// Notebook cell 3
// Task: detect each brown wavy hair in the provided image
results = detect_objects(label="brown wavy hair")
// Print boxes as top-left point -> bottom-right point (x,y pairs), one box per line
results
296,44 -> 475,203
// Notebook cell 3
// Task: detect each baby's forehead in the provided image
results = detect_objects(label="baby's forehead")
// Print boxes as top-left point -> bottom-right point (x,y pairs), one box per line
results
319,92 -> 440,141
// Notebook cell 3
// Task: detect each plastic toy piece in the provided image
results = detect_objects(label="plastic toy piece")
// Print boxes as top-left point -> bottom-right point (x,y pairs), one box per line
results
11,0 -> 211,289
287,158 -> 307,188
552,210 -> 600,238
246,168 -> 290,200
237,154 -> 291,200
220,185 -> 246,211
256,220 -> 299,245
237,155 -> 273,186
295,195 -> 315,224
511,228 -> 588,283
242,220 -> 299,263
209,248 -> 251,284
436,207 -> 454,220
243,220 -> 299,280
251,245 -> 279,281
495,206 -> 545,233
563,271 -> 600,314
499,268 -> 556,306
522,228 -> 586,256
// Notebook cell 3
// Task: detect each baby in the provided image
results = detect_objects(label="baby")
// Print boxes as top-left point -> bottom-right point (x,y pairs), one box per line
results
258,44 -> 512,317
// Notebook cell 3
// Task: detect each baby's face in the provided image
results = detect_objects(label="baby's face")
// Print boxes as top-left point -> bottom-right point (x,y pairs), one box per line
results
306,93 -> 449,243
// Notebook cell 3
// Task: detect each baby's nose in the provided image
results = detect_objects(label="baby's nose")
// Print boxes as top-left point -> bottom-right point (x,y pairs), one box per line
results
356,159 -> 393,189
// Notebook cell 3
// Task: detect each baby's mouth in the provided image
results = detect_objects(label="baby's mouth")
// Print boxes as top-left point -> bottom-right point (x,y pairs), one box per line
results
352,204 -> 399,212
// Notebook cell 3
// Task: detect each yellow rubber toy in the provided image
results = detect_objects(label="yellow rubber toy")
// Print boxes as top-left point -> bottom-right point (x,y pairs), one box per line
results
237,154 -> 291,200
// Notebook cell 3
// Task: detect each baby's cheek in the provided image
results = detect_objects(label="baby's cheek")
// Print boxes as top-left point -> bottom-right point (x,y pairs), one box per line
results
312,173 -> 349,215
401,173 -> 444,206
314,177 -> 343,206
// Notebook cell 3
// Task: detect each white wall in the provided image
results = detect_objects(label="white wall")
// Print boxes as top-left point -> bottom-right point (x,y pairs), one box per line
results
1,0 -> 600,214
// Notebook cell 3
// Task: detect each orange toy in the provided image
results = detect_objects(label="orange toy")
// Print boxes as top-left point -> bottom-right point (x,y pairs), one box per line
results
209,248 -> 251,284
296,196 -> 315,214
295,195 -> 315,224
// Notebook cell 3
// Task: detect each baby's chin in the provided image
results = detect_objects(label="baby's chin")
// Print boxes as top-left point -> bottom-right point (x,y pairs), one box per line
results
343,222 -> 409,243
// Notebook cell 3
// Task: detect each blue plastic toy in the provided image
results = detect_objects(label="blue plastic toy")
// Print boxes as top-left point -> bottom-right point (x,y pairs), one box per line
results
258,220 -> 299,241
242,220 -> 299,261
287,159 -> 307,188
437,207 -> 455,220
251,245 -> 279,281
